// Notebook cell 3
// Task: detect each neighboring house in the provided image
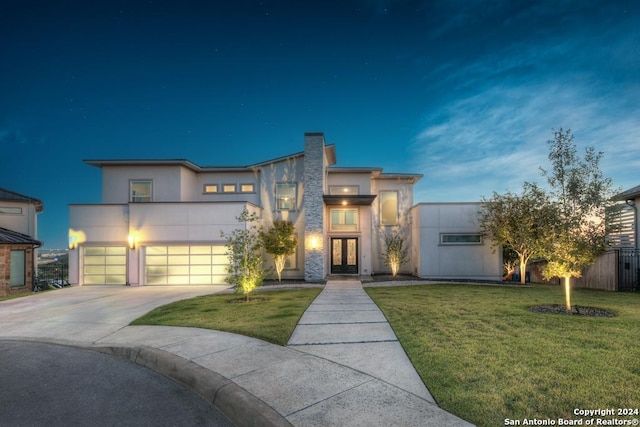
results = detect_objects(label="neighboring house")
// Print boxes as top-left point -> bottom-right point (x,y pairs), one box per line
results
0,188 -> 43,296
68,133 -> 501,286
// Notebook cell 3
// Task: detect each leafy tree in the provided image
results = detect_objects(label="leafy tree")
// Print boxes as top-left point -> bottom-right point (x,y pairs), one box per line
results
260,219 -> 298,282
479,183 -> 556,284
382,231 -> 409,277
221,208 -> 265,301
540,128 -> 615,311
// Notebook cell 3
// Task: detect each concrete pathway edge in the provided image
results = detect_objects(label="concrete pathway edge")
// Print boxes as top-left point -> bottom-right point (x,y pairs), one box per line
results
2,337 -> 291,427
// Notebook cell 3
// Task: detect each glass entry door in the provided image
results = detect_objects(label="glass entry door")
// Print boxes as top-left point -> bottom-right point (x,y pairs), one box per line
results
331,238 -> 358,274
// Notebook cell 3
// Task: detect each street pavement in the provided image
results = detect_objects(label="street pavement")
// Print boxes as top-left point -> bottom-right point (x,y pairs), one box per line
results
0,340 -> 232,427
0,282 -> 473,426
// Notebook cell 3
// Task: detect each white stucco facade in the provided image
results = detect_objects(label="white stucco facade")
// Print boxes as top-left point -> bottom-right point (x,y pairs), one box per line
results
68,133 -> 502,286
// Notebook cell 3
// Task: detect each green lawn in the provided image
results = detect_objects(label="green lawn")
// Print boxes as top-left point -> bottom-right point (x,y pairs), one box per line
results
131,288 -> 322,346
365,284 -> 640,427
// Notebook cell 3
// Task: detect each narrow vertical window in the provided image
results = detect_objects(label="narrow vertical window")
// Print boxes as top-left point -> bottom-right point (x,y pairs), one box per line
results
276,183 -> 297,210
130,180 -> 152,202
10,250 -> 26,287
380,191 -> 398,225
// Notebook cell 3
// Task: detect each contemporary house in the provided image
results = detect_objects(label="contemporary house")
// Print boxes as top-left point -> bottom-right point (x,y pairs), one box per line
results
0,188 -> 43,296
68,133 -> 501,286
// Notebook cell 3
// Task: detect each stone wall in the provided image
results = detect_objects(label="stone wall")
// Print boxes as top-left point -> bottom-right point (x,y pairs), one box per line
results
0,245 -> 35,296
303,133 -> 326,281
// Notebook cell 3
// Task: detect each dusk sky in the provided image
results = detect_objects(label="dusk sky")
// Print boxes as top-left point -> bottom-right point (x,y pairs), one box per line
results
1,1 -> 639,249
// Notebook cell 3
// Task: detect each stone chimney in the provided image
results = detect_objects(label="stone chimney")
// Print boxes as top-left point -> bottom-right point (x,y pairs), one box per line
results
303,133 -> 326,281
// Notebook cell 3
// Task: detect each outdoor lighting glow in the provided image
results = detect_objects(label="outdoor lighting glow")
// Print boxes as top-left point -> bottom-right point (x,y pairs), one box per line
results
128,234 -> 138,250
342,200 -> 348,205
307,234 -> 322,251
68,229 -> 86,250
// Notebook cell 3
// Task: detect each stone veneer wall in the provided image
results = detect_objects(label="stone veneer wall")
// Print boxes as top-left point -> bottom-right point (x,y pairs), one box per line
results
303,133 -> 326,281
0,245 -> 35,296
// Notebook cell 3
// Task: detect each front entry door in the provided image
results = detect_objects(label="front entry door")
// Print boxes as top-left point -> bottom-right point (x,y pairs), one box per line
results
331,238 -> 358,274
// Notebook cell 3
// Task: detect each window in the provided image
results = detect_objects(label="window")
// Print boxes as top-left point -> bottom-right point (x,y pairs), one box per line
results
276,183 -> 297,210
0,207 -> 23,215
204,184 -> 219,193
130,180 -> 152,202
10,250 -> 26,287
240,184 -> 255,193
380,191 -> 398,225
222,184 -> 236,193
329,186 -> 359,195
330,208 -> 358,231
440,234 -> 482,244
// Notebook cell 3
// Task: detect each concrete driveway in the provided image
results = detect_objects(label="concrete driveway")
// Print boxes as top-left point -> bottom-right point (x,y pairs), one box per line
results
0,285 -> 230,342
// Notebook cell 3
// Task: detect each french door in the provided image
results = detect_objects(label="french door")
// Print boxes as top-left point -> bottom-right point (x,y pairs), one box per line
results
331,238 -> 358,274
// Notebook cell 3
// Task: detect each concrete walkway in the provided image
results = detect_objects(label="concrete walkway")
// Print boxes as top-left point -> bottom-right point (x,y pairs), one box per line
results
0,283 -> 473,426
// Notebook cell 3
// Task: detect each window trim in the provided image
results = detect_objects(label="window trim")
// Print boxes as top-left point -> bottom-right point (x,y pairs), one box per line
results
440,233 -> 483,245
275,182 -> 297,211
379,191 -> 399,226
130,180 -> 153,203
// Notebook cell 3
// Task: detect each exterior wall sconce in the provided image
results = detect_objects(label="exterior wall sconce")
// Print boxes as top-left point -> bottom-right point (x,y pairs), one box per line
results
68,237 -> 77,250
128,234 -> 138,250
307,235 -> 322,251
310,236 -> 318,250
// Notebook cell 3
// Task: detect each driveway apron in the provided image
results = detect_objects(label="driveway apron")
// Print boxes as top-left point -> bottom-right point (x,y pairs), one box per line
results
287,279 -> 434,402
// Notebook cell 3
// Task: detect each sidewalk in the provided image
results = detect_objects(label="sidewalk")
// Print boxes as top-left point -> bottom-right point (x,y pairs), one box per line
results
0,283 -> 473,426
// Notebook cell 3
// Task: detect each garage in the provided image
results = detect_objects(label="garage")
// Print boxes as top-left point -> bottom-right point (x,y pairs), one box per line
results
83,246 -> 127,285
144,245 -> 229,285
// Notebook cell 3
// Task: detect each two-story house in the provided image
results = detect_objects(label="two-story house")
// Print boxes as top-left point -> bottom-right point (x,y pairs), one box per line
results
68,133 -> 501,286
0,188 -> 43,295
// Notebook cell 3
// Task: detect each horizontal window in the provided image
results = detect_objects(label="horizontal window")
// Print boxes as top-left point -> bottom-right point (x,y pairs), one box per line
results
204,184 -> 219,193
0,206 -> 23,215
330,208 -> 358,231
240,184 -> 255,193
440,233 -> 482,245
329,186 -> 359,195
222,184 -> 236,193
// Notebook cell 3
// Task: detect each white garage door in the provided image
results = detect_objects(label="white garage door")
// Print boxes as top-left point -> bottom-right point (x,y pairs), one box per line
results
83,246 -> 127,285
144,245 -> 229,285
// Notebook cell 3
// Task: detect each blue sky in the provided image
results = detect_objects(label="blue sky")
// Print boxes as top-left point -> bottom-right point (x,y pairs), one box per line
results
1,0 -> 638,249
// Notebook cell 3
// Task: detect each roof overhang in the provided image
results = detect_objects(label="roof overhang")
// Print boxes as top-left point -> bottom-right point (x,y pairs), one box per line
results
0,227 -> 42,246
614,184 -> 640,201
323,195 -> 377,206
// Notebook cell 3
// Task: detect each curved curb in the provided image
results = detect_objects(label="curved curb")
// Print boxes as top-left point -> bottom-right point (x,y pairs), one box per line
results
1,338 -> 291,427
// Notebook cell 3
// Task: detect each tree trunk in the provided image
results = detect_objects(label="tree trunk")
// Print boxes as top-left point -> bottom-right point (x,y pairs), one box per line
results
563,276 -> 571,312
518,254 -> 527,285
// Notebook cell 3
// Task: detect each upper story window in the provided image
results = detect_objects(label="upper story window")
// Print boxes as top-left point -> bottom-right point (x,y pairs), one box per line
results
240,184 -> 255,193
329,186 -> 359,195
440,233 -> 482,245
204,184 -> 219,193
330,208 -> 358,231
0,206 -> 23,215
380,191 -> 398,225
130,180 -> 152,203
276,183 -> 297,210
222,184 -> 236,193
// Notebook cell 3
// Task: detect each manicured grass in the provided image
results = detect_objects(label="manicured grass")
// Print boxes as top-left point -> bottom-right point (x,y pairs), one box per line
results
366,284 -> 640,427
131,288 -> 322,346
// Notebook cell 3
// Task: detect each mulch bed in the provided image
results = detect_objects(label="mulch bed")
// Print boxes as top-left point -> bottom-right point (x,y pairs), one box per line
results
529,304 -> 616,317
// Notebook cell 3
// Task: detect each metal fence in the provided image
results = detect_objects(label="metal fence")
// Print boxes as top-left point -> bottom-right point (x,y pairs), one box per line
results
618,249 -> 640,292
37,264 -> 69,286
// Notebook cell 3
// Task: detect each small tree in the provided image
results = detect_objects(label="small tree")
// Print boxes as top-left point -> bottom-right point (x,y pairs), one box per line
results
221,208 -> 265,301
260,219 -> 298,282
479,183 -> 556,284
382,231 -> 409,277
540,128 -> 615,311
